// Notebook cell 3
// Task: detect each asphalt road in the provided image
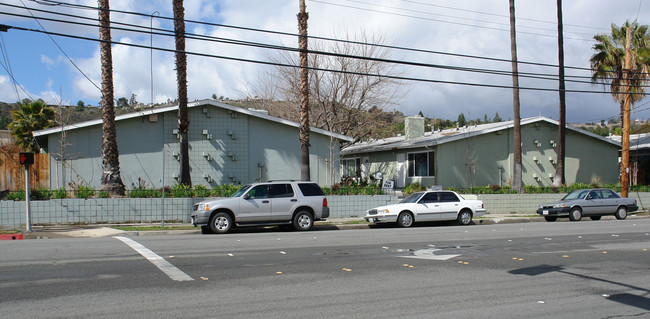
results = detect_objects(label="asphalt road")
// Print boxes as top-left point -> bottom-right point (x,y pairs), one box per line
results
1,219 -> 649,318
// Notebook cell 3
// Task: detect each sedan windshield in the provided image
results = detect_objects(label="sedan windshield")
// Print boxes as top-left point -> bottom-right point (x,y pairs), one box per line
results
399,192 -> 424,203
231,184 -> 252,197
562,189 -> 589,201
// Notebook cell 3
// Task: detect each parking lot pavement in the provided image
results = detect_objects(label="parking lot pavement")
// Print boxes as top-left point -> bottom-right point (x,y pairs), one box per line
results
9,213 -> 649,239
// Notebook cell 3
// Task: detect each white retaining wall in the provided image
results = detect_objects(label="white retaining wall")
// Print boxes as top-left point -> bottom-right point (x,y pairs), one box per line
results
1,193 -> 648,228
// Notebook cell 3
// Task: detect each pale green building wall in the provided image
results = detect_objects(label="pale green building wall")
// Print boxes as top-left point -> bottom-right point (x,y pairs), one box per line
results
44,105 -> 343,190
343,121 -> 619,189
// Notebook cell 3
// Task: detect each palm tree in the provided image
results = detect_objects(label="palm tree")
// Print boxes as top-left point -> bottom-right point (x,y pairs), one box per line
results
590,21 -> 650,196
590,21 -> 649,109
298,0 -> 310,181
174,0 -> 191,186
8,99 -> 56,152
509,0 -> 522,191
98,0 -> 125,196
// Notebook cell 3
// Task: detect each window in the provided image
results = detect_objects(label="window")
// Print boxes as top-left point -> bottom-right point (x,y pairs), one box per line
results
298,183 -> 325,196
342,158 -> 361,178
269,184 -> 294,198
420,192 -> 439,203
248,185 -> 269,199
407,152 -> 435,177
439,192 -> 459,202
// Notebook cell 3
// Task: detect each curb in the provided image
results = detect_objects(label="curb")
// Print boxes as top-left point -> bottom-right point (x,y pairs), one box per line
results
10,214 -> 649,239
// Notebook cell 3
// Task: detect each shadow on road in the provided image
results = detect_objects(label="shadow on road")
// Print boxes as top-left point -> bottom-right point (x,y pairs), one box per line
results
509,264 -> 650,311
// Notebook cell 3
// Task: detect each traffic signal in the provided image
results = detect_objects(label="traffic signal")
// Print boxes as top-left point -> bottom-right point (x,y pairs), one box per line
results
19,152 -> 34,166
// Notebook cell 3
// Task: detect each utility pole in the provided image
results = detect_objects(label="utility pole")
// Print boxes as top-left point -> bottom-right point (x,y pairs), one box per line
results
509,0 -> 522,191
554,0 -> 566,186
298,0 -> 311,181
621,27 -> 632,197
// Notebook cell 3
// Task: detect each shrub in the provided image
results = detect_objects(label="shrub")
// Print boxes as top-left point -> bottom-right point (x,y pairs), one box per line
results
193,185 -> 211,198
211,184 -> 240,197
6,189 -> 25,201
74,185 -> 95,199
171,184 -> 193,198
32,187 -> 53,200
128,188 -> 161,198
403,183 -> 426,195
98,191 -> 111,198
53,187 -> 68,199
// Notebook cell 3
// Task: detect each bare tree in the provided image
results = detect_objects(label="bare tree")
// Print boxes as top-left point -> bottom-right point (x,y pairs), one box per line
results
252,30 -> 404,144
98,0 -> 125,196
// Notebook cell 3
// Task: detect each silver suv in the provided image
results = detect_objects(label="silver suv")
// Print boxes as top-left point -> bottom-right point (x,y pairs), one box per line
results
191,181 -> 330,234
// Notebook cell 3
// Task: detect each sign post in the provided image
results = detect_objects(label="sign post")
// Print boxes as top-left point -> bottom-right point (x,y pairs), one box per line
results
19,152 -> 34,232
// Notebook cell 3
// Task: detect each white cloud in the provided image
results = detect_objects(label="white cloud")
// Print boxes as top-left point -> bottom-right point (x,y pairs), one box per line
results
12,0 -> 646,121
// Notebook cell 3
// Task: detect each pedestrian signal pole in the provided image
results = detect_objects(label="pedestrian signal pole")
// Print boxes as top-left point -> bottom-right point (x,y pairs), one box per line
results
19,152 -> 34,232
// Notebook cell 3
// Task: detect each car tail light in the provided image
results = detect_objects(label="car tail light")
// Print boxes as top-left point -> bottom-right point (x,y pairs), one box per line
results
323,198 -> 328,208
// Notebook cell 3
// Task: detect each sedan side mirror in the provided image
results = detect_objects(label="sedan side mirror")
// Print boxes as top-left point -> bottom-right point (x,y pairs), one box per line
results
243,193 -> 251,200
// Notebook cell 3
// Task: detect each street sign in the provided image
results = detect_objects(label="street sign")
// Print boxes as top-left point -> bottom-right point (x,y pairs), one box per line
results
19,152 -> 34,165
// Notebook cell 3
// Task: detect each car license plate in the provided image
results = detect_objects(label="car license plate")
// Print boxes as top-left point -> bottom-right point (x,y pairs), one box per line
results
542,210 -> 549,215
368,218 -> 374,223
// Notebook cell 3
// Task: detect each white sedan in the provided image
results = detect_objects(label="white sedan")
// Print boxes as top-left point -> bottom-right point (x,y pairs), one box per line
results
365,190 -> 486,227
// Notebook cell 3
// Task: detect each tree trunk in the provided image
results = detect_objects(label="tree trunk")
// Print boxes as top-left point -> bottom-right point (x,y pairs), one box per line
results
298,0 -> 311,181
621,27 -> 632,197
98,0 -> 125,196
174,0 -> 191,186
509,0 -> 522,191
554,0 -> 566,187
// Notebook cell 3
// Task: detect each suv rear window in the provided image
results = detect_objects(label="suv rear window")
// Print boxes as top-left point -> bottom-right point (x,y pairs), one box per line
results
269,184 -> 295,198
298,183 -> 325,196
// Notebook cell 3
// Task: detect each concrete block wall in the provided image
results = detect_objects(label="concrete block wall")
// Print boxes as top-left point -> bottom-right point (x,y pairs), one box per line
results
1,193 -> 648,228
327,195 -> 398,218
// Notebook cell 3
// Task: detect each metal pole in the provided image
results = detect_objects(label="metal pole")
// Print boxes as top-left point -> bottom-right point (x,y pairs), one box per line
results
25,165 -> 31,232
162,112 -> 166,227
150,11 -> 159,107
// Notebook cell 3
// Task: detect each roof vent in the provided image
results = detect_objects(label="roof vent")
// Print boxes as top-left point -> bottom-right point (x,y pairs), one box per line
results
405,116 -> 425,140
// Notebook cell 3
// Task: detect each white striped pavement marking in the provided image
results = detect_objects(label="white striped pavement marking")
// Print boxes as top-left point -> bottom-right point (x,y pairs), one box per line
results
113,236 -> 194,282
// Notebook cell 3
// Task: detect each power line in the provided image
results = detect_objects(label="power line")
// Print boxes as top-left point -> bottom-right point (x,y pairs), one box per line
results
23,0 -> 602,73
309,0 -> 592,41
336,0 -> 597,37
398,0 -> 610,31
18,0 -> 101,92
8,3 -> 647,86
3,22 -> 648,97
6,7 -> 646,89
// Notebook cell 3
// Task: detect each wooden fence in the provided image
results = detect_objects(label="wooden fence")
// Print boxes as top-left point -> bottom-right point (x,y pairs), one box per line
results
0,152 -> 49,190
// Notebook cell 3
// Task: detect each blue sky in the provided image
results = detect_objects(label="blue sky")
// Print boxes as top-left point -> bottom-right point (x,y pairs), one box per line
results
0,0 -> 648,123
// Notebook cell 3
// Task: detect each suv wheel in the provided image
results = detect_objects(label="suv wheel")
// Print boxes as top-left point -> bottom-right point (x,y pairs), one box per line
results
293,211 -> 313,231
210,212 -> 233,234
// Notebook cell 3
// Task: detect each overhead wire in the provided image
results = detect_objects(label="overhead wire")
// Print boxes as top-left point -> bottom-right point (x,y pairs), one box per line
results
0,33 -> 22,101
398,0 -> 610,31
5,3 -> 649,85
309,0 -> 592,41
3,7 -> 645,90
3,21 -> 648,97
26,0 -> 603,73
335,0 -> 597,37
3,1 -> 647,99
18,0 -> 101,92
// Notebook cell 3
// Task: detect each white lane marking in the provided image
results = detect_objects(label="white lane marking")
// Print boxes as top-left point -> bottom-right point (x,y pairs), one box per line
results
400,248 -> 461,261
113,236 -> 194,282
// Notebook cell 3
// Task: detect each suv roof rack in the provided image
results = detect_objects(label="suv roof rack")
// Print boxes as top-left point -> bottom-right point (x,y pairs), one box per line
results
266,180 -> 310,182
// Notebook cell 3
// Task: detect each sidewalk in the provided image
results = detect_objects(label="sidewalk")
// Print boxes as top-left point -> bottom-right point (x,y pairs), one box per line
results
9,213 -> 649,239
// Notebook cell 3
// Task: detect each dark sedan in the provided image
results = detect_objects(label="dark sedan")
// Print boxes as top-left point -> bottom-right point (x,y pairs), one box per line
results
537,188 -> 638,222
